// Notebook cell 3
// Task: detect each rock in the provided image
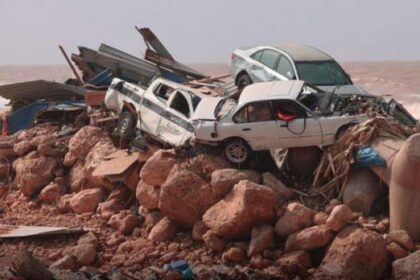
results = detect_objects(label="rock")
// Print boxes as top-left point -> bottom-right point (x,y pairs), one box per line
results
275,202 -> 314,237
313,212 -> 329,225
140,149 -> 177,186
262,172 -> 294,200
49,255 -> 78,271
39,182 -> 66,204
210,168 -> 260,198
277,250 -> 312,269
248,225 -> 274,257
285,225 -> 335,252
63,244 -> 96,266
38,141 -> 67,157
343,168 -> 381,216
143,210 -> 164,230
118,214 -> 142,235
320,225 -> 387,280
393,250 -> 420,279
250,255 -> 271,269
56,194 -> 73,213
160,168 -> 217,227
84,140 -> 117,189
70,188 -> 104,214
77,232 -> 98,248
13,140 -> 34,156
203,180 -> 276,238
387,242 -> 408,259
67,160 -> 86,193
148,217 -> 178,242
187,154 -> 231,181
326,204 -> 353,232
136,181 -> 160,210
202,231 -> 226,252
192,221 -> 209,241
389,230 -> 415,251
97,199 -> 125,220
222,247 -> 246,263
66,126 -> 105,160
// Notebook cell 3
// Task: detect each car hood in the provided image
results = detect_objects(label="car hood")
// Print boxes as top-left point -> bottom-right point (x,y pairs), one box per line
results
191,97 -> 224,121
318,84 -> 371,96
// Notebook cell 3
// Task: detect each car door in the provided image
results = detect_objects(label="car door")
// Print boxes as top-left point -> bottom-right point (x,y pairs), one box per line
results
276,55 -> 297,80
271,99 -> 324,147
156,90 -> 194,146
232,101 -> 280,150
250,49 -> 282,82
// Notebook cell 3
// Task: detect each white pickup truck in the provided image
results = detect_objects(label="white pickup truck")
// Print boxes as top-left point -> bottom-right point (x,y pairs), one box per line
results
104,78 -> 223,147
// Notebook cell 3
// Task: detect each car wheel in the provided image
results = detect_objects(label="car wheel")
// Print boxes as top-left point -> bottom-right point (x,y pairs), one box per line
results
224,139 -> 251,168
117,111 -> 136,138
237,73 -> 252,91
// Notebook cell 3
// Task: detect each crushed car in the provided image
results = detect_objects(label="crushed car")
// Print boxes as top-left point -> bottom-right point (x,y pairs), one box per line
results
230,43 -> 369,96
192,80 -> 370,166
104,77 -> 222,147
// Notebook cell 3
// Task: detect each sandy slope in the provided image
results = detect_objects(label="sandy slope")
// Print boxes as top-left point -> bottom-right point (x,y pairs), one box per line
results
1,62 -> 419,117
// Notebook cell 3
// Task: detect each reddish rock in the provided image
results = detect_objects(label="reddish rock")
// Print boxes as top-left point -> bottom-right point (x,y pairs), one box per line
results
389,230 -> 415,251
84,140 -> 116,189
262,172 -> 294,200
56,194 -> 73,213
313,212 -> 329,225
148,217 -> 178,242
326,204 -> 353,232
39,182 -> 66,204
118,214 -> 142,235
63,244 -> 96,266
275,202 -> 314,237
222,247 -> 246,262
70,188 -> 104,214
320,225 -> 388,280
202,231 -> 226,252
143,210 -> 164,230
210,169 -> 260,199
393,250 -> 420,279
248,225 -> 274,257
77,232 -> 98,248
277,250 -> 312,269
49,255 -> 78,271
192,221 -> 209,241
97,199 -> 125,220
187,154 -> 231,181
285,225 -> 335,252
160,168 -> 217,227
14,156 -> 58,196
136,181 -> 160,210
66,126 -> 105,160
387,242 -> 408,260
203,180 -> 276,238
250,255 -> 271,269
13,140 -> 34,156
67,160 -> 86,193
140,149 -> 177,186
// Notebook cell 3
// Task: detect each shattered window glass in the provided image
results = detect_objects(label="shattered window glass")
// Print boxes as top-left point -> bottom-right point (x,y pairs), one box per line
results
295,61 -> 351,86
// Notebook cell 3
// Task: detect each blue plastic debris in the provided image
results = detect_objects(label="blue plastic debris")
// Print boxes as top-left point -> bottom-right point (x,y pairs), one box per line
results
169,260 -> 189,271
181,267 -> 193,280
354,145 -> 386,168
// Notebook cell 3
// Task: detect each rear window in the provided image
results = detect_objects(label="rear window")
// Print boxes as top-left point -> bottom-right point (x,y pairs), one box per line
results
258,50 -> 281,69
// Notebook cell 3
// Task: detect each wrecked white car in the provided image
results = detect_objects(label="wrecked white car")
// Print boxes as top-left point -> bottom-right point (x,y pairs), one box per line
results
104,78 -> 219,147
193,80 -> 368,166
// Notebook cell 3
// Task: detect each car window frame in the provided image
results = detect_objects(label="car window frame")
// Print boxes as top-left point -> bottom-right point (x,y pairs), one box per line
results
270,99 -> 313,119
276,55 -> 295,79
232,101 -> 275,123
257,49 -> 281,70
168,90 -> 193,119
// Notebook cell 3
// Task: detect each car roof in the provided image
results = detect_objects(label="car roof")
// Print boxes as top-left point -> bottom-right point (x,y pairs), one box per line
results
239,81 -> 305,105
240,44 -> 334,61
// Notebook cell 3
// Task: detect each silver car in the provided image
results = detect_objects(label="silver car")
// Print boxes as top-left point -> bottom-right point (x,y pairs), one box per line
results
230,44 -> 369,96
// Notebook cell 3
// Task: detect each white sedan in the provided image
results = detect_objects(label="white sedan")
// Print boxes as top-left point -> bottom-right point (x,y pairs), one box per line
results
193,80 -> 368,166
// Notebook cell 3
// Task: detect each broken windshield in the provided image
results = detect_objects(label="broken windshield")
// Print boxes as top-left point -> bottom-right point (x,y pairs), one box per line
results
295,61 -> 351,86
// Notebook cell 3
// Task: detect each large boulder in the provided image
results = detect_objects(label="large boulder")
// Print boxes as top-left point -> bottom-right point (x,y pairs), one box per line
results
393,250 -> 420,279
203,180 -> 276,238
67,160 -> 86,193
83,140 -> 117,189
326,204 -> 354,232
320,225 -> 388,280
285,225 -> 335,252
70,188 -> 104,214
148,217 -> 178,242
39,182 -> 66,204
247,225 -> 274,257
262,172 -> 294,201
187,154 -> 231,181
275,202 -> 314,237
14,156 -> 58,196
62,244 -> 96,266
136,181 -> 160,210
66,126 -> 105,162
159,168 -> 217,227
13,140 -> 34,156
139,149 -> 177,186
210,168 -> 260,199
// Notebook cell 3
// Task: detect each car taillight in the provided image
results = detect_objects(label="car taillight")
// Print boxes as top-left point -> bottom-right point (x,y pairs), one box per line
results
231,53 -> 237,60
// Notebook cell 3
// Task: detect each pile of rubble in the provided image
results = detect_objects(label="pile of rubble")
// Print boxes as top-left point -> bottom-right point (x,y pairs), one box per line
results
0,121 -> 419,280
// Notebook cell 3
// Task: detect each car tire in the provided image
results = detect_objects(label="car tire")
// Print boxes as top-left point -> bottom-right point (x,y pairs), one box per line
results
224,138 -> 251,168
117,111 -> 136,138
237,73 -> 252,91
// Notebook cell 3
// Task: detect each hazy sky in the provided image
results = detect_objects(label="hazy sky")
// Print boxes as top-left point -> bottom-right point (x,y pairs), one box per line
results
0,0 -> 419,65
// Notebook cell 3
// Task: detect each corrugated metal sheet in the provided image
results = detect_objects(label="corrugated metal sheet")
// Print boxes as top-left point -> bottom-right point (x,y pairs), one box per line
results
0,80 -> 85,101
136,27 -> 174,60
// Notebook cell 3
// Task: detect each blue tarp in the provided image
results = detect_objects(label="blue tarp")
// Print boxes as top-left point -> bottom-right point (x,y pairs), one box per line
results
354,145 -> 386,168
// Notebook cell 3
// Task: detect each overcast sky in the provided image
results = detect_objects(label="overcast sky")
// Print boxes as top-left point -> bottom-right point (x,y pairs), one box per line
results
0,0 -> 419,65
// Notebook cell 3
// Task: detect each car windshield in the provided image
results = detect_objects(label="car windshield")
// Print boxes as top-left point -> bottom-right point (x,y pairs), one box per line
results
295,61 -> 351,86
216,98 -> 237,119
187,91 -> 202,110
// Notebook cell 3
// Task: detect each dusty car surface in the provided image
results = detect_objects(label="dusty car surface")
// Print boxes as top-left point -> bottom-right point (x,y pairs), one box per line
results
193,80 -> 368,166
230,44 -> 369,96
105,78 -> 221,147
